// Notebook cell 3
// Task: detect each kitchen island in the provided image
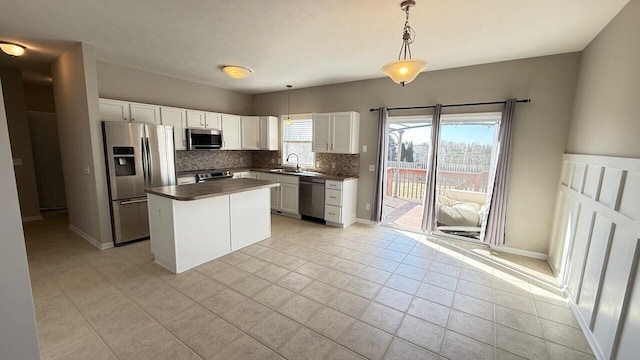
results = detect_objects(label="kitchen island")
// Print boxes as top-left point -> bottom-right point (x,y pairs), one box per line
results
145,178 -> 279,273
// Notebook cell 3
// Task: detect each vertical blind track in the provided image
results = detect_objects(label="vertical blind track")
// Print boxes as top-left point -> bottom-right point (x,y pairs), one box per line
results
369,99 -> 531,112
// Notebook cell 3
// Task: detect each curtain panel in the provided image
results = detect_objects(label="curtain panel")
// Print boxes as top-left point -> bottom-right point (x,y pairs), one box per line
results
421,104 -> 442,233
481,98 -> 517,246
372,107 -> 389,222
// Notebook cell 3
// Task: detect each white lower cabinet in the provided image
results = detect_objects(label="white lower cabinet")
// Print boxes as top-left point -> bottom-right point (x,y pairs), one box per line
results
257,172 -> 299,216
324,179 -> 358,227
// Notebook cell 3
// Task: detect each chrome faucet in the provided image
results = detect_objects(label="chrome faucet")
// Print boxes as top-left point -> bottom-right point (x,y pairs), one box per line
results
286,153 -> 300,172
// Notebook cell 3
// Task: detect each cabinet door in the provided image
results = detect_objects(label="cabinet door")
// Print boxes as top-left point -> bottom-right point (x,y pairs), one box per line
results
130,103 -> 160,124
280,183 -> 299,214
186,110 -> 205,128
221,114 -> 242,150
241,116 -> 260,150
205,112 -> 222,130
331,112 -> 354,153
160,107 -> 187,150
99,99 -> 130,121
259,116 -> 278,150
312,113 -> 331,152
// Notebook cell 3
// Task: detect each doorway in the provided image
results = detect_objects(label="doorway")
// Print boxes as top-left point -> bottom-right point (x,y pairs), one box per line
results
381,112 -> 501,241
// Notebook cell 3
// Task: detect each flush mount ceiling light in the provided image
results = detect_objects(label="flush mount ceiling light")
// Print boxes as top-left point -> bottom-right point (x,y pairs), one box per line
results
381,0 -> 428,86
221,65 -> 252,79
284,85 -> 293,126
0,41 -> 26,57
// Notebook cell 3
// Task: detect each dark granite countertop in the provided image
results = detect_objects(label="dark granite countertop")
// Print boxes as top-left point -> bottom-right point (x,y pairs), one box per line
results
146,178 -> 279,201
249,168 -> 358,181
177,168 -> 358,181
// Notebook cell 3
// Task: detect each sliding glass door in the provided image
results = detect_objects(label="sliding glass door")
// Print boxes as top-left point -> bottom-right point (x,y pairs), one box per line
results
381,112 -> 501,241
382,117 -> 431,231
434,113 -> 500,239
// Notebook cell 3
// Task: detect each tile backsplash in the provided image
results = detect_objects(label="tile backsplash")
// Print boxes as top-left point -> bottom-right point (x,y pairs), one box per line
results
176,150 -> 360,177
176,150 -> 253,171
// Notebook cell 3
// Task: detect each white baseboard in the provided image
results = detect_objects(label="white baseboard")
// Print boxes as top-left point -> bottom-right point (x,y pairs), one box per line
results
566,295 -> 605,360
22,215 -> 43,222
490,245 -> 548,260
68,224 -> 113,250
356,218 -> 376,226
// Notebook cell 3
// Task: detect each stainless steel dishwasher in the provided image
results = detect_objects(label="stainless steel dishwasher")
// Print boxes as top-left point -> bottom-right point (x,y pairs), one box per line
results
299,176 -> 326,221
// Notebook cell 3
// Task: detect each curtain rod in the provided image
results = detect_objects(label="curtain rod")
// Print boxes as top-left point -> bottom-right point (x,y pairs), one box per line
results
369,98 -> 531,112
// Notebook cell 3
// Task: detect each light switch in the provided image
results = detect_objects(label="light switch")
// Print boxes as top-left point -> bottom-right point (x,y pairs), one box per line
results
369,165 -> 375,172
362,145 -> 367,153
12,158 -> 22,166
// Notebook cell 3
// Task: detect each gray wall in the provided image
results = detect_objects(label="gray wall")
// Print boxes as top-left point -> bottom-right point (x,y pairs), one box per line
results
24,83 -> 56,113
52,43 -> 111,247
0,79 -> 41,360
0,66 -> 41,219
253,53 -> 581,254
96,61 -> 253,115
567,0 -> 640,158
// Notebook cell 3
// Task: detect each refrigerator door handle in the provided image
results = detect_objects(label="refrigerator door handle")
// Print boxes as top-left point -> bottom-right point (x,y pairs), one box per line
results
141,137 -> 149,187
144,137 -> 152,186
120,198 -> 148,205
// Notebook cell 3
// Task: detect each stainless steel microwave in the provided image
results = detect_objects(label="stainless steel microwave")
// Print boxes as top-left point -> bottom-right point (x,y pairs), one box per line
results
186,128 -> 222,150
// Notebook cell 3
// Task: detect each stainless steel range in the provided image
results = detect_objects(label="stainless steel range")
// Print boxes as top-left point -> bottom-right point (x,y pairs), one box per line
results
195,170 -> 232,183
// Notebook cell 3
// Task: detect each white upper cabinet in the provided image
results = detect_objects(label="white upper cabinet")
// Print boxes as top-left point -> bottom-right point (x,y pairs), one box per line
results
204,112 -> 222,130
259,116 -> 279,150
221,114 -> 242,150
241,116 -> 261,150
186,110 -> 222,129
312,113 -> 331,152
186,110 -> 205,128
99,98 -> 160,124
160,107 -> 187,150
129,102 -> 161,124
99,99 -> 130,122
312,112 -> 360,154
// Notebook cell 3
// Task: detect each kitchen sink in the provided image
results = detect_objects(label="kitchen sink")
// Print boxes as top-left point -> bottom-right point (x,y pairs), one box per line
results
267,169 -> 322,176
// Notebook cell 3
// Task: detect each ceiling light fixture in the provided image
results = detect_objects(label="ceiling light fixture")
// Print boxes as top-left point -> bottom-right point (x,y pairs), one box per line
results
381,0 -> 428,86
284,85 -> 293,126
0,41 -> 26,57
221,65 -> 252,79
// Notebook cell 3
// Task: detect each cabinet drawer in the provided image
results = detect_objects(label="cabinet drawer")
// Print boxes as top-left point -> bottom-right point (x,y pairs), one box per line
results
325,205 -> 342,223
325,189 -> 342,206
326,180 -> 343,190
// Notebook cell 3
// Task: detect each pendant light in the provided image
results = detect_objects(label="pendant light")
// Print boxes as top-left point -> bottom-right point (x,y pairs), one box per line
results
381,0 -> 428,86
284,85 -> 293,126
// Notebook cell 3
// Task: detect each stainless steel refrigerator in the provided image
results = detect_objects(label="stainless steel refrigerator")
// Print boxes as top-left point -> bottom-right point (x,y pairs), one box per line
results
102,121 -> 176,246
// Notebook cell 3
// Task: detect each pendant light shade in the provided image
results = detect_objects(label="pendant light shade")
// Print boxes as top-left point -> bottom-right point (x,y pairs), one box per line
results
382,0 -> 427,86
381,59 -> 428,85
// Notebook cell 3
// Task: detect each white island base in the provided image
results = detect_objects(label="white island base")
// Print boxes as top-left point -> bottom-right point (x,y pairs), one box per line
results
147,187 -> 271,273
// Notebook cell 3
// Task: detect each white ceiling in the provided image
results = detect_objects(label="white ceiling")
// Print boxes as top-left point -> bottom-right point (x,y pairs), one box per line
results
0,0 -> 629,94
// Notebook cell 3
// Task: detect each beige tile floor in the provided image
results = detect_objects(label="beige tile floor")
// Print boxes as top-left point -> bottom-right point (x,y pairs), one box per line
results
25,212 -> 595,360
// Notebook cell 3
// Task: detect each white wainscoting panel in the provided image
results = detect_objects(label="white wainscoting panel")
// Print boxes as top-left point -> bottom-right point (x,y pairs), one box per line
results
549,154 -> 640,360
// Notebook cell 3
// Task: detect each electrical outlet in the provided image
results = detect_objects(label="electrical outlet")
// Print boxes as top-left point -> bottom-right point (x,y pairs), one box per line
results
369,165 -> 375,172
365,203 -> 370,210
331,162 -> 335,169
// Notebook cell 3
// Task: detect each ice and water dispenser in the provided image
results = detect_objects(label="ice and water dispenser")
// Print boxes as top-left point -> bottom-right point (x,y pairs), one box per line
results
112,146 -> 136,176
